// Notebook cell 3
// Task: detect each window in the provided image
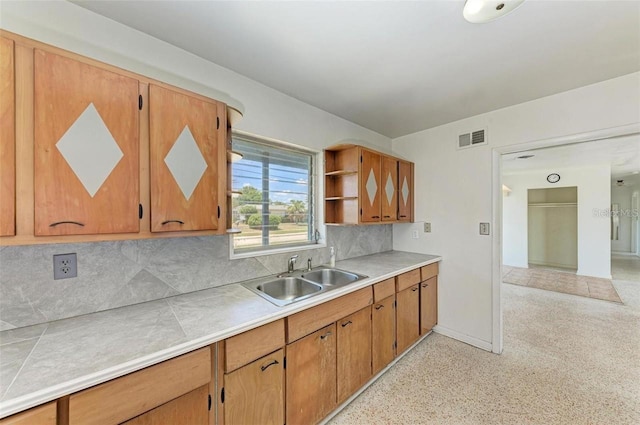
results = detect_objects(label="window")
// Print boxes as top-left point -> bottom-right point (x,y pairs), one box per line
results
231,134 -> 317,255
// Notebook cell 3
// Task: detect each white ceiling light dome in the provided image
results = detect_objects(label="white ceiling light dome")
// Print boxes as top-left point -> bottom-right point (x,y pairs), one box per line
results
464,0 -> 526,23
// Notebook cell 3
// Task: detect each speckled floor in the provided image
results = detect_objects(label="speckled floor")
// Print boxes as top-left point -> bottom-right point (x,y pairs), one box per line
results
329,257 -> 640,425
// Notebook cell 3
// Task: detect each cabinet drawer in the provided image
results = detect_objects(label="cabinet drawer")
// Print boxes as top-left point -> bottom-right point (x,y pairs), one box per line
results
286,287 -> 372,343
395,268 -> 421,292
0,402 -> 56,425
421,263 -> 439,281
373,278 -> 395,302
225,319 -> 285,372
69,347 -> 211,425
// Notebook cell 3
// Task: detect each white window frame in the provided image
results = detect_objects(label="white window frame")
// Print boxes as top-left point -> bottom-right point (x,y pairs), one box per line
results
229,131 -> 326,259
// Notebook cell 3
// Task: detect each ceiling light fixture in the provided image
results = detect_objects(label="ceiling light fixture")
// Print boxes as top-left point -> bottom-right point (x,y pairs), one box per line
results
516,154 -> 535,159
463,0 -> 526,23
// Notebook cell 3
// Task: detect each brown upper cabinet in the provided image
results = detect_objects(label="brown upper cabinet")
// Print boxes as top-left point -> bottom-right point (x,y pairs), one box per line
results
33,49 -> 140,236
0,30 -> 234,245
0,36 -> 15,236
324,144 -> 414,225
149,84 -> 225,232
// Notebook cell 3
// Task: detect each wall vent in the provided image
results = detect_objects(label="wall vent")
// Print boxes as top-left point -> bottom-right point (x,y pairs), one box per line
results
457,128 -> 488,149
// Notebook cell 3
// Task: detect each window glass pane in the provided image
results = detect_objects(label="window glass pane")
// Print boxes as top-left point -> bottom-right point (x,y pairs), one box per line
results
232,136 -> 314,252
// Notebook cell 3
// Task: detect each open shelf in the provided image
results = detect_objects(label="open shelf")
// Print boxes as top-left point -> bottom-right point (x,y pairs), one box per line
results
325,170 -> 358,176
325,196 -> 358,201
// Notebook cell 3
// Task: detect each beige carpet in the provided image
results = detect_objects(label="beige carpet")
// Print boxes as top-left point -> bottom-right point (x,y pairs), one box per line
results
329,265 -> 640,424
502,266 -> 622,303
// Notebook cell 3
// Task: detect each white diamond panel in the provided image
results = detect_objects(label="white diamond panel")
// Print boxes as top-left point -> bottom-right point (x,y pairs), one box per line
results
164,126 -> 208,200
385,173 -> 395,206
365,169 -> 378,206
56,103 -> 124,197
401,177 -> 409,206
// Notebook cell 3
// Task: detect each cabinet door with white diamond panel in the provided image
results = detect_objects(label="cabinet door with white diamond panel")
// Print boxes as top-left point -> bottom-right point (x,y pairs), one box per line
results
398,160 -> 413,222
149,84 -> 223,232
381,156 -> 398,222
359,148 -> 381,223
34,50 -> 140,236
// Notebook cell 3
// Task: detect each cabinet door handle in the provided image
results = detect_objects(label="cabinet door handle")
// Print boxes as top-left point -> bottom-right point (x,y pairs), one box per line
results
161,220 -> 184,225
375,304 -> 384,310
411,287 -> 419,292
341,320 -> 352,328
383,215 -> 391,218
50,221 -> 84,227
399,215 -> 407,218
320,331 -> 332,340
422,283 -> 428,288
372,215 -> 380,219
260,359 -> 279,372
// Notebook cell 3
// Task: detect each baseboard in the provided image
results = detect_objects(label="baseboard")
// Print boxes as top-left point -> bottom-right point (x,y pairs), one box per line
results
433,325 -> 493,352
612,251 -> 635,256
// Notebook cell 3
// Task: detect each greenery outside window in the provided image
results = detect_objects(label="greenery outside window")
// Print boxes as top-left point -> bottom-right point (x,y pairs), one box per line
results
231,134 -> 317,256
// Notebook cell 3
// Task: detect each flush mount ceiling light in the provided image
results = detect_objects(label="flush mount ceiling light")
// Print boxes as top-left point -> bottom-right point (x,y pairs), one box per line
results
516,154 -> 535,159
463,0 -> 526,23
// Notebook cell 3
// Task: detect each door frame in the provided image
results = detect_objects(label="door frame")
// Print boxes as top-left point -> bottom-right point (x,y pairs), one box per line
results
490,123 -> 640,354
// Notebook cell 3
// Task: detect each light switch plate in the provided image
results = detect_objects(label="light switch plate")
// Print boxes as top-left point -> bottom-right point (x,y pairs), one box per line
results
424,222 -> 431,233
479,223 -> 490,235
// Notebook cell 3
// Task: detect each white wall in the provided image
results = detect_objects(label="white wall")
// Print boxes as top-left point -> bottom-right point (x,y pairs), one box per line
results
503,166 -> 611,278
611,185 -> 634,253
0,1 -> 391,154
392,72 -> 640,349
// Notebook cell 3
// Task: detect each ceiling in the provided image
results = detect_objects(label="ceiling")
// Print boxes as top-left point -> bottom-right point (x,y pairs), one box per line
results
73,1 -> 640,138
502,135 -> 640,185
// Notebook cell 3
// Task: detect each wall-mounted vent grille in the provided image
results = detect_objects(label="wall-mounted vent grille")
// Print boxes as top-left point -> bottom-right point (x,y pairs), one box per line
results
457,128 -> 488,149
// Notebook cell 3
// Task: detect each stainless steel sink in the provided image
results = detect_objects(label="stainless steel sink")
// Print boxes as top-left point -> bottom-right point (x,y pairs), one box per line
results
242,267 -> 368,307
301,268 -> 362,287
244,277 -> 322,307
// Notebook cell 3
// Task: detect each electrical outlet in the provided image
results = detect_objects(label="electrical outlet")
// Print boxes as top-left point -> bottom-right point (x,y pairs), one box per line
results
424,222 -> 431,233
479,223 -> 490,235
53,253 -> 77,280
411,230 -> 419,239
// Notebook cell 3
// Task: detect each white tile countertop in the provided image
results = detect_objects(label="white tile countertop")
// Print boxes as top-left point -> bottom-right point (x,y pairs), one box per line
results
0,250 -> 441,418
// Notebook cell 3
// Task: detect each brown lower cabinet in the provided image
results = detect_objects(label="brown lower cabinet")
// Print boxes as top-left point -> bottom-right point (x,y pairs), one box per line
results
372,294 -> 396,375
0,402 -> 56,425
224,349 -> 284,425
286,324 -> 337,425
123,385 -> 209,425
420,276 -> 438,334
337,306 -> 372,404
396,283 -> 420,354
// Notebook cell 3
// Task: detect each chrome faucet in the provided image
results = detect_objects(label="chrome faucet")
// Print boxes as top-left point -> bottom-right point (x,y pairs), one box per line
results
288,255 -> 299,273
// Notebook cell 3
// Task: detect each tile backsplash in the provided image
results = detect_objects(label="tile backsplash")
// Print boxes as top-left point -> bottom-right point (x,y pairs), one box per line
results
0,225 -> 392,330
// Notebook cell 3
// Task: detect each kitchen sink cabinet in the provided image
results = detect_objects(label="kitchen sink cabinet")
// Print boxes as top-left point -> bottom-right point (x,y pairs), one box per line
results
149,84 -> 225,233
0,36 -> 15,237
286,323 -> 337,425
34,49 -> 140,236
68,348 -> 211,425
324,144 -> 414,225
0,402 -> 56,425
337,306 -> 372,404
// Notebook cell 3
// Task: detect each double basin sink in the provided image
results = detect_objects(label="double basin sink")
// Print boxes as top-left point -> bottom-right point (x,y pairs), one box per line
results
243,267 -> 368,307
